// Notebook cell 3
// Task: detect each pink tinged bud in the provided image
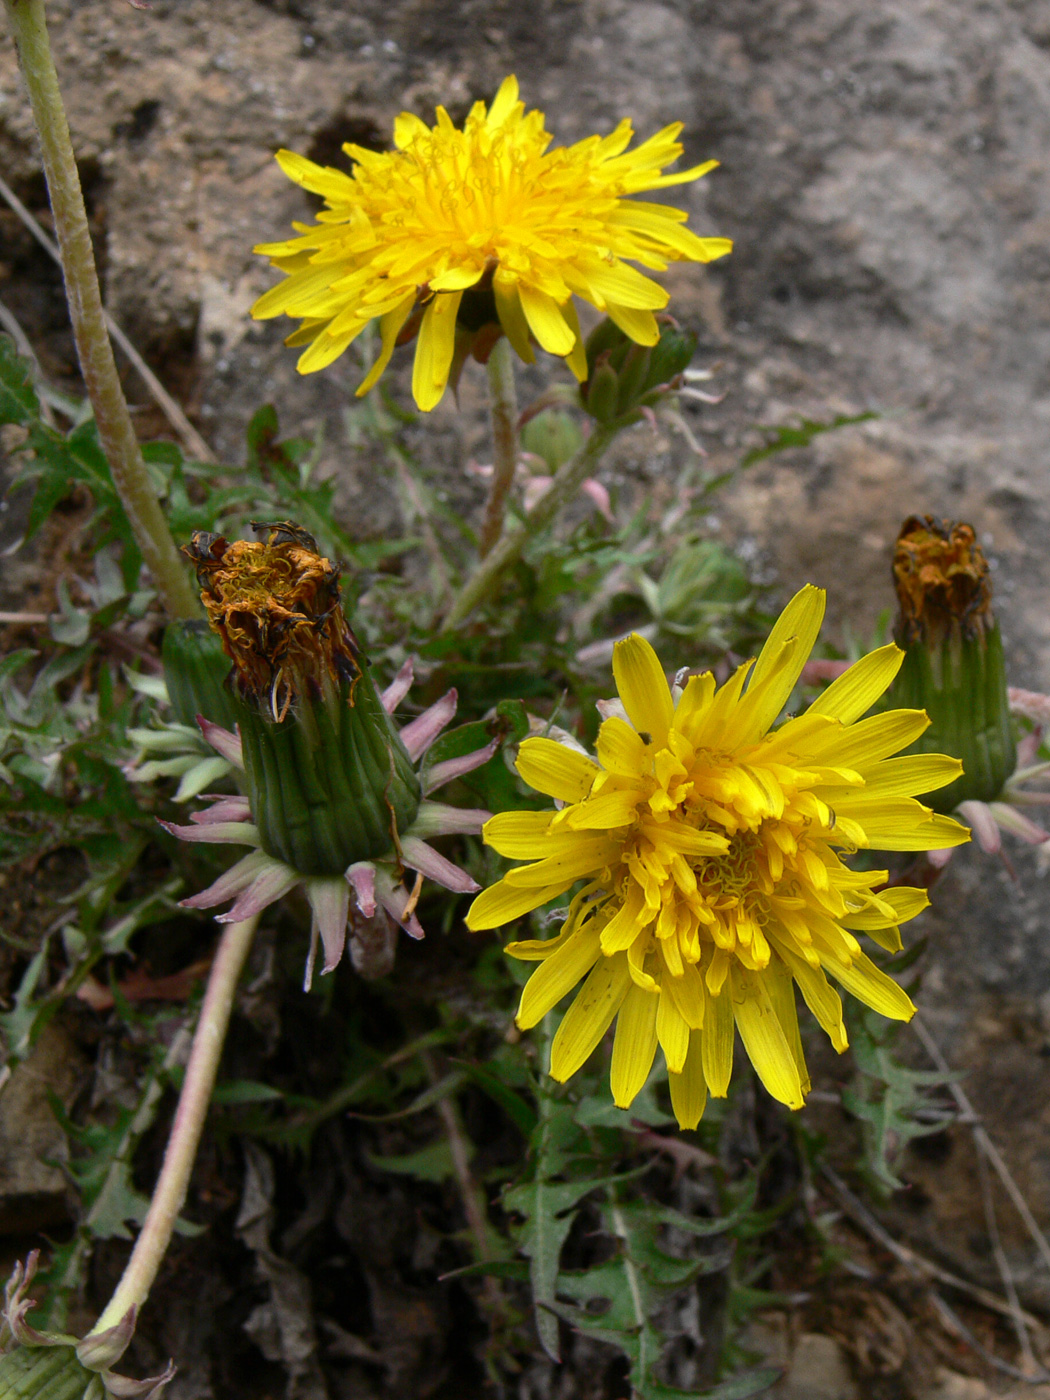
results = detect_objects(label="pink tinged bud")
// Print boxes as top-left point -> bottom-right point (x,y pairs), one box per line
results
1009,687 -> 1050,726
523,477 -> 552,513
957,800 -> 1002,855
215,860 -> 300,922
927,847 -> 956,869
581,478 -> 613,521
400,836 -> 480,894
305,876 -> 351,973
422,739 -> 499,794
196,716 -> 244,768
159,819 -> 260,845
380,657 -> 415,714
189,796 -> 253,825
399,689 -> 458,760
179,850 -> 272,910
412,802 -> 490,837
988,801 -> 1050,846
347,862 -> 377,916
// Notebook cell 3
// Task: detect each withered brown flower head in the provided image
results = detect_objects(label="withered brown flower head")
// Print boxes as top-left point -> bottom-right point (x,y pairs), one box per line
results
183,521 -> 362,718
892,515 -> 992,643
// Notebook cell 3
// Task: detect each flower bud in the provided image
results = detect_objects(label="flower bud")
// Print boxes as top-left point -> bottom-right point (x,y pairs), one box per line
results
579,316 -> 697,423
183,523 -> 421,877
886,516 -> 1016,812
519,409 -> 584,472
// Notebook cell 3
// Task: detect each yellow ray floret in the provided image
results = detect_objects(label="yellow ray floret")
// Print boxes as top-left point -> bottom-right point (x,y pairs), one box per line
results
252,75 -> 731,410
467,585 -> 970,1128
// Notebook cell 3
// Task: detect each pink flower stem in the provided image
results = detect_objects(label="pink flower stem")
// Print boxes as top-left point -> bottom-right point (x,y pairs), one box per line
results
1,0 -> 199,620
478,337 -> 520,557
89,914 -> 259,1333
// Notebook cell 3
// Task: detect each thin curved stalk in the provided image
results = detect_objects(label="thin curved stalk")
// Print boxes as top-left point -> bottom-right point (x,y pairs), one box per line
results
1,0 -> 199,620
90,915 -> 259,1333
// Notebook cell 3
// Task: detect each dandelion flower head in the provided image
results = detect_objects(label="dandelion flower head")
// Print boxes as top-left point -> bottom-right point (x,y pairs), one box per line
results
467,586 -> 970,1129
252,75 -> 731,410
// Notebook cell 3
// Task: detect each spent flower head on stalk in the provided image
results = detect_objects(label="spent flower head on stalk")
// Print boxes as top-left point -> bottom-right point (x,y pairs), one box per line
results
887,515 -> 1050,864
252,75 -> 730,410
468,586 -> 970,1129
162,523 -> 493,987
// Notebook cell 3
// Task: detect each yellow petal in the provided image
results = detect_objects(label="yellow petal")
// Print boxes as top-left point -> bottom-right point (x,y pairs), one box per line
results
600,882 -> 650,954
771,936 -> 847,1051
411,292 -> 462,411
486,74 -> 520,128
825,950 -> 915,1022
297,323 -> 365,373
466,878 -> 567,930
748,585 -> 825,714
519,284 -> 577,356
502,835 -> 614,886
805,709 -> 929,767
688,658 -> 753,751
612,634 -> 674,747
580,259 -> 668,311
516,737 -> 599,802
550,953 -> 632,1081
841,886 -> 930,930
731,967 -> 803,1109
808,644 -> 904,724
657,988 -> 690,1074
732,636 -> 801,746
564,789 -> 644,830
673,673 -> 715,744
516,921 -> 603,1029
493,273 -> 536,364
668,1031 -> 708,1129
765,958 -> 810,1098
702,985 -> 734,1096
864,924 -> 904,954
605,303 -> 660,345
839,801 -> 971,850
560,298 -> 589,382
610,982 -> 660,1107
356,294 -> 416,396
664,960 -> 705,1029
482,809 -> 556,857
855,754 -> 964,798
596,716 -> 649,776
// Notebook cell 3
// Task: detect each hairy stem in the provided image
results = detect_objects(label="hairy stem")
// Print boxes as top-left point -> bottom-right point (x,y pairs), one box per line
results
477,337 -> 519,558
442,420 -> 618,630
2,0 -> 199,620
90,915 -> 259,1333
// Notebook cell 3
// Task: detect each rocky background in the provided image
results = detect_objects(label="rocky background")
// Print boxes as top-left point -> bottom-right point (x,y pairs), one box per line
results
4,2 -> 1050,1397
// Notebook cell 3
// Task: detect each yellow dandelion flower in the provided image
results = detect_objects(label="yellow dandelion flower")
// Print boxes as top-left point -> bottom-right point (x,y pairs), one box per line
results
467,586 -> 970,1129
252,75 -> 731,411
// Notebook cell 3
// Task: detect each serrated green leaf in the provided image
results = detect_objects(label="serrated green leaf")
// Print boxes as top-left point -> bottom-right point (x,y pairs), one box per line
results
0,334 -> 38,424
741,412 -> 878,468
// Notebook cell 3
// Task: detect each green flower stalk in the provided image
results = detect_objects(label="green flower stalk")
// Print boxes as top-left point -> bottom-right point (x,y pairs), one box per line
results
164,523 -> 493,987
886,516 -> 1016,814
